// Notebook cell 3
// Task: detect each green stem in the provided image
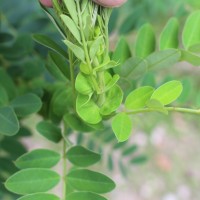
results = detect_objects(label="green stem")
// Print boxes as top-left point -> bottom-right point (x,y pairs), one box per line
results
126,107 -> 200,115
76,1 -> 100,93
93,57 -> 105,105
62,139 -> 67,200
68,49 -> 76,109
104,11 -> 110,58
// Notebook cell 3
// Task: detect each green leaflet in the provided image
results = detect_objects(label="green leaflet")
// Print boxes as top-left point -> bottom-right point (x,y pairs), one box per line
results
5,169 -> 60,195
0,137 -> 27,160
146,49 -> 181,69
188,43 -> 200,53
111,113 -> 132,142
120,57 -> 148,81
60,15 -> 81,44
10,93 -> 42,117
67,192 -> 107,200
51,87 -> 73,117
112,37 -> 132,74
0,32 -> 13,43
32,34 -> 67,59
17,193 -> 60,200
47,52 -> 69,81
67,169 -> 115,193
63,0 -> 78,25
64,39 -> 85,62
67,145 -> 101,167
104,74 -> 120,92
89,36 -> 103,61
100,85 -> 123,116
125,86 -> 155,110
151,80 -> 183,105
182,11 -> 200,49
130,155 -> 148,165
0,85 -> 9,106
63,113 -> 94,132
146,99 -> 168,114
76,94 -> 102,124
122,145 -> 138,156
42,9 -> 65,38
75,73 -> 93,95
180,50 -> 200,66
15,149 -> 61,169
36,121 -> 62,143
135,23 -> 156,59
0,106 -> 19,136
0,68 -> 16,99
159,17 -> 179,50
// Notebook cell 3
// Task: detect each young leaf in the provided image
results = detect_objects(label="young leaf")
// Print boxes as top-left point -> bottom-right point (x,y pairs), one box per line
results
75,73 -> 93,95
5,169 -> 60,195
104,74 -> 120,92
125,86 -> 154,110
151,80 -> 183,105
135,23 -> 156,58
159,17 -> 179,50
67,169 -> 115,193
111,113 -> 132,142
100,85 -> 123,116
0,106 -> 19,136
89,36 -> 103,61
66,145 -> 101,167
15,149 -> 61,169
32,34 -> 67,59
36,121 -> 62,143
76,94 -> 102,124
10,94 -> 42,117
67,192 -> 107,200
147,49 -> 181,69
182,11 -> 200,49
64,40 -> 85,62
17,193 -> 60,200
60,15 -> 81,44
63,0 -> 78,25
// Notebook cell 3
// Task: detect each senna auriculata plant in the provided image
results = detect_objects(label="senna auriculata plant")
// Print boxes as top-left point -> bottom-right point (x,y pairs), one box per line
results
4,0 -> 200,200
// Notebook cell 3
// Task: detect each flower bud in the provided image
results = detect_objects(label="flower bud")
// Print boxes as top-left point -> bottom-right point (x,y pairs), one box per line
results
92,0 -> 127,8
39,0 -> 53,7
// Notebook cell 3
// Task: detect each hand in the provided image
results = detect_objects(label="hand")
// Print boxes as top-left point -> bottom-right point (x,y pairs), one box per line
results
39,0 -> 127,8
92,0 -> 127,7
39,0 -> 53,7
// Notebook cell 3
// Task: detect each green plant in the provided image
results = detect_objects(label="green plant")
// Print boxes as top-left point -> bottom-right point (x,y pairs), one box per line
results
1,0 -> 200,200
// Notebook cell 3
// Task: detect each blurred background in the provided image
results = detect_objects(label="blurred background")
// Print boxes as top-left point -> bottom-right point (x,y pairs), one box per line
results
1,0 -> 200,200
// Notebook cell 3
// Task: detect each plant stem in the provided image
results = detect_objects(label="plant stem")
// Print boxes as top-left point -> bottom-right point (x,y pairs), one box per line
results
62,139 -> 67,200
68,49 -> 76,109
76,1 -> 100,93
126,107 -> 200,115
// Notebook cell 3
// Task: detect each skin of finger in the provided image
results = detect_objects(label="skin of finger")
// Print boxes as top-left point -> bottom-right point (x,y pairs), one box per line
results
92,0 -> 127,7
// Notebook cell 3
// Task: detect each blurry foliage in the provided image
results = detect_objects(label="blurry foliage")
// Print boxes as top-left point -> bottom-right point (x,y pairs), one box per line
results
1,0 -> 200,199
110,0 -> 200,34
